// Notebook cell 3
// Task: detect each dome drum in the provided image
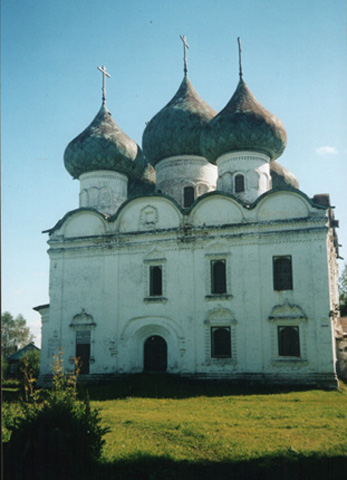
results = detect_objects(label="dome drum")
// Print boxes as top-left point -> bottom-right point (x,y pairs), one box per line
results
79,170 -> 128,215
216,151 -> 271,203
155,155 -> 217,207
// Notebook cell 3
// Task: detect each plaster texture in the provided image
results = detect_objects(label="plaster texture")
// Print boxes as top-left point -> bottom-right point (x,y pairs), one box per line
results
155,155 -> 218,207
79,170 -> 128,215
216,151 -> 271,203
38,190 -> 339,388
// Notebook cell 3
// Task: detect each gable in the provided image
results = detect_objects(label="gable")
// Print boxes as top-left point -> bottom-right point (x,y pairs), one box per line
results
116,196 -> 182,233
58,211 -> 107,238
256,191 -> 310,221
189,195 -> 244,227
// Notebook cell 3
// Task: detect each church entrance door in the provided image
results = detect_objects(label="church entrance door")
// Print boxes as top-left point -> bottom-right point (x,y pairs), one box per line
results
144,335 -> 167,372
76,330 -> 91,374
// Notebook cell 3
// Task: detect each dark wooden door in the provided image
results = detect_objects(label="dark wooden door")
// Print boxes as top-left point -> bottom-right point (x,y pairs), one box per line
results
76,343 -> 90,374
76,330 -> 91,374
144,335 -> 167,372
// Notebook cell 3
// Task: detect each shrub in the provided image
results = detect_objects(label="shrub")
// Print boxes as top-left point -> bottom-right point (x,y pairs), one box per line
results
1,352 -> 8,380
15,349 -> 41,401
4,352 -> 109,480
16,349 -> 40,379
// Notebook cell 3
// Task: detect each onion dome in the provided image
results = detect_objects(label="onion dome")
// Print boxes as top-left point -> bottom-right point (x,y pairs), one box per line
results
270,161 -> 299,189
142,75 -> 217,166
200,78 -> 287,163
64,103 -> 145,179
128,162 -> 156,198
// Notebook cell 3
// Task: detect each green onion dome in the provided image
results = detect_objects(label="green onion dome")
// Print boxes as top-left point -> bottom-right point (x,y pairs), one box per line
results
142,76 -> 216,166
200,78 -> 287,164
64,103 -> 145,179
270,161 -> 299,189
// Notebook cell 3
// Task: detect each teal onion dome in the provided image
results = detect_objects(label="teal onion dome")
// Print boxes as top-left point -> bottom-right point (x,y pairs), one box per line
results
64,103 -> 145,179
270,161 -> 299,189
200,78 -> 287,164
142,76 -> 216,166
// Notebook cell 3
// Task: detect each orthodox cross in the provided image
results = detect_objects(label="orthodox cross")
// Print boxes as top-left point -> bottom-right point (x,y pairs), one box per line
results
180,35 -> 190,76
237,37 -> 243,79
97,65 -> 111,104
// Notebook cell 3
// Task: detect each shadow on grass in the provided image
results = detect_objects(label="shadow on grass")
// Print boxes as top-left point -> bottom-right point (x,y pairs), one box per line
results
95,454 -> 347,480
4,449 -> 347,480
80,373 -> 324,401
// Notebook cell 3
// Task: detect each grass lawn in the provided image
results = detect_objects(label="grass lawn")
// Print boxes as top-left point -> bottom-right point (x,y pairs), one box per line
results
4,375 -> 347,479
85,375 -> 347,478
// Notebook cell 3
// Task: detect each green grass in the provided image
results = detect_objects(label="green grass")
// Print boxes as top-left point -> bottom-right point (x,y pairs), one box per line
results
4,375 -> 347,479
90,378 -> 347,465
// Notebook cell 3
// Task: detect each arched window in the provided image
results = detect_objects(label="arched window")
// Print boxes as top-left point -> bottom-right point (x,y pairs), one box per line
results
235,174 -> 245,193
273,256 -> 293,290
211,260 -> 227,294
184,186 -> 195,207
278,326 -> 300,357
211,327 -> 231,357
150,266 -> 162,296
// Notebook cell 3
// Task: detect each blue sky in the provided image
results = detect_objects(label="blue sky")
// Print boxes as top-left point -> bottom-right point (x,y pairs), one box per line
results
2,0 -> 346,345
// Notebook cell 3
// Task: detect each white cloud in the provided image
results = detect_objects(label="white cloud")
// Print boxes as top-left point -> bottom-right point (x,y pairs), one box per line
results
315,146 -> 338,155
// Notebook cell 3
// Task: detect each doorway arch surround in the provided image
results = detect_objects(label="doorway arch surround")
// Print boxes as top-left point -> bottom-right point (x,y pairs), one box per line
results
120,317 -> 184,373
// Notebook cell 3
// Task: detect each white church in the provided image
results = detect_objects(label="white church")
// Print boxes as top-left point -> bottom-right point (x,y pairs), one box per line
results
36,39 -> 340,388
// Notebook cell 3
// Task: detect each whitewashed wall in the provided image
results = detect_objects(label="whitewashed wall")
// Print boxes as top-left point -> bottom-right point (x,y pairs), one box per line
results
39,191 -> 337,387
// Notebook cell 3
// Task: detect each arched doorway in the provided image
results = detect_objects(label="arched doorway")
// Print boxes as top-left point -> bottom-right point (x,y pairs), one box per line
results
144,335 -> 167,372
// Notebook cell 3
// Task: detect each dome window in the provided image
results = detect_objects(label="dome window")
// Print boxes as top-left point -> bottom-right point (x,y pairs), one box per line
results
184,186 -> 195,207
235,174 -> 245,193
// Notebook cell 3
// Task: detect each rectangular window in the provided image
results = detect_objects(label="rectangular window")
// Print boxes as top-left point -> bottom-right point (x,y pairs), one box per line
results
150,265 -> 162,296
211,260 -> 227,294
184,186 -> 195,208
235,174 -> 245,193
273,256 -> 293,291
211,327 -> 231,357
278,326 -> 300,357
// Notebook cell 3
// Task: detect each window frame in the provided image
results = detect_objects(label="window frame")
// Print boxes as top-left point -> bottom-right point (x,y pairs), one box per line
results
205,252 -> 232,300
268,305 -> 307,364
144,257 -> 167,303
273,255 -> 293,291
211,326 -> 232,358
234,174 -> 245,193
210,259 -> 227,294
149,265 -> 163,297
278,325 -> 300,357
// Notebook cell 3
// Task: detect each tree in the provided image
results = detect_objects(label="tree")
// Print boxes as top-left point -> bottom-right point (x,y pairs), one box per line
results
1,312 -> 34,358
339,263 -> 347,317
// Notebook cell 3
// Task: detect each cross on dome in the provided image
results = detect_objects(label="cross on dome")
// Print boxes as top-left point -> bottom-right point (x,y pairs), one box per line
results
97,65 -> 111,105
237,37 -> 243,79
180,35 -> 190,76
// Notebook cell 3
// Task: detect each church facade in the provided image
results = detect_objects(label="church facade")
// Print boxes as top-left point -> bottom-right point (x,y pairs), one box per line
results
36,45 -> 340,388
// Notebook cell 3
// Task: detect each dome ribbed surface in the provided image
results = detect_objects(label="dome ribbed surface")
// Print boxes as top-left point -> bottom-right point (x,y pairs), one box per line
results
64,104 -> 144,179
142,76 -> 216,166
200,79 -> 287,163
270,161 -> 299,189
